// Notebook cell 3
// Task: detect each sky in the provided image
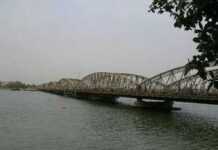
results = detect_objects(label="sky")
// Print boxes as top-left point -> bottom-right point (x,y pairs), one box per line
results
0,0 -> 196,84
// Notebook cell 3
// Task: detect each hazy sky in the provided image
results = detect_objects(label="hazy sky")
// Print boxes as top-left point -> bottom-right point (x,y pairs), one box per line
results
0,0 -> 196,84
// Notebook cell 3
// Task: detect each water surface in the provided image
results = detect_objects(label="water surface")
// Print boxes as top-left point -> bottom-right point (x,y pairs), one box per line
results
0,90 -> 218,150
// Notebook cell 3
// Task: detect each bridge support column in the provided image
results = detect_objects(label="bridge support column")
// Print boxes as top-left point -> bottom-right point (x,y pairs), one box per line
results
137,98 -> 143,102
135,99 -> 174,111
161,101 -> 174,110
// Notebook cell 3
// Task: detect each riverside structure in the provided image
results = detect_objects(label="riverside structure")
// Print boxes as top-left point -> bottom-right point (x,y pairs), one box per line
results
38,65 -> 218,109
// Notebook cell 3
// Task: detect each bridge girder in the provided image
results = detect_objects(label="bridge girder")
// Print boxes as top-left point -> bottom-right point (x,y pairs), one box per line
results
167,70 -> 218,95
38,65 -> 218,100
139,65 -> 218,95
139,66 -> 196,93
78,72 -> 147,92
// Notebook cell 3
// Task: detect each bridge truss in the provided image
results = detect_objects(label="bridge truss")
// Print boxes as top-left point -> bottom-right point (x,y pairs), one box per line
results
39,65 -> 218,104
139,66 -> 218,96
77,66 -> 218,97
78,72 -> 147,92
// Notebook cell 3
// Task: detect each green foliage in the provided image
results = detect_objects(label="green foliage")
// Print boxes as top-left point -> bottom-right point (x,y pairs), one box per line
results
1,81 -> 27,89
149,0 -> 218,79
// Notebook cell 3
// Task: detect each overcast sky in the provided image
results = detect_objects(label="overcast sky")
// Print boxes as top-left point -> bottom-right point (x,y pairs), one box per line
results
0,0 -> 196,84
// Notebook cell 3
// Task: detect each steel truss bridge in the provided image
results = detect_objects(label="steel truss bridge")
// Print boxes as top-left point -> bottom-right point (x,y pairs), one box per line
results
39,65 -> 218,105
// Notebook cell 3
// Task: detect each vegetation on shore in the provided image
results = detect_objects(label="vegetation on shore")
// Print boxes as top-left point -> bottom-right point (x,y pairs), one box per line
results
0,81 -> 36,90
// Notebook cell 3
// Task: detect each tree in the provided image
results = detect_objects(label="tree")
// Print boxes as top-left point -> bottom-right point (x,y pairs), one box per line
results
6,81 -> 27,89
149,0 -> 218,80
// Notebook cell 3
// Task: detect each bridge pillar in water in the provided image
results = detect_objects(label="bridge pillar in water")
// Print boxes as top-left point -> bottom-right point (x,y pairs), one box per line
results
135,98 -> 173,110
161,101 -> 174,110
137,98 -> 143,102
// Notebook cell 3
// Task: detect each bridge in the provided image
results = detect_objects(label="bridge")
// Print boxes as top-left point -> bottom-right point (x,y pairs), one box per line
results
38,65 -> 218,109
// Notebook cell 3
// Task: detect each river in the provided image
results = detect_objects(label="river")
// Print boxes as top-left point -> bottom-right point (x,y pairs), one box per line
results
0,90 -> 218,150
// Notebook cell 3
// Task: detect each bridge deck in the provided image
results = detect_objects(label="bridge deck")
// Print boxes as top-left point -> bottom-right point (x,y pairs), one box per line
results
41,89 -> 218,105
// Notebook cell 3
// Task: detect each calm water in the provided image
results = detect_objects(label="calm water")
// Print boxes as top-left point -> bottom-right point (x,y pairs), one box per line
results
0,90 -> 218,150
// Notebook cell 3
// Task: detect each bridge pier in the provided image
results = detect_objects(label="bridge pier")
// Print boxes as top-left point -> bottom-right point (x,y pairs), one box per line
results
137,98 -> 143,102
135,98 -> 174,111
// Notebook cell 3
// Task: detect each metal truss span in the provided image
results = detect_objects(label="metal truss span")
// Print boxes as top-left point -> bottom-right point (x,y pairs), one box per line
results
168,70 -> 218,95
139,65 -> 218,96
78,72 -> 147,92
38,65 -> 218,104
